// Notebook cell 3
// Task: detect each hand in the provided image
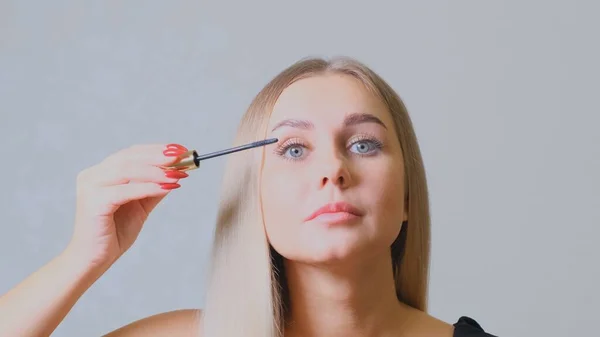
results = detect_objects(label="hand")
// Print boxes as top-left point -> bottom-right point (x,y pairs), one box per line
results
67,143 -> 190,271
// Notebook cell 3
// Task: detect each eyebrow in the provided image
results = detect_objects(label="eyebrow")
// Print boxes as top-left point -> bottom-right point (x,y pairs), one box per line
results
270,112 -> 388,132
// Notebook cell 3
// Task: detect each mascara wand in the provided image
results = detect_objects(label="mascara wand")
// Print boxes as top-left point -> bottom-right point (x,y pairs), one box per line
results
164,138 -> 278,171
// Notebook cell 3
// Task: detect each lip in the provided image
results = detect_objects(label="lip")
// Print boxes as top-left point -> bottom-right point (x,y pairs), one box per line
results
304,201 -> 364,222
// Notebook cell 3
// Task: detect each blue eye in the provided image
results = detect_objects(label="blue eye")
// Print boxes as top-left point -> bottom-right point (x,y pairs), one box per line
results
349,139 -> 382,155
286,145 -> 304,158
274,139 -> 308,161
350,141 -> 373,154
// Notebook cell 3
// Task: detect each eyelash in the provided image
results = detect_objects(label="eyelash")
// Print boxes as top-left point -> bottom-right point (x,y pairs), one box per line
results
273,139 -> 306,159
273,134 -> 384,161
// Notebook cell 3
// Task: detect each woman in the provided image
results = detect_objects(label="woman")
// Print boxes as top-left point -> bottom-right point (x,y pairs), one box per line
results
0,56 -> 497,336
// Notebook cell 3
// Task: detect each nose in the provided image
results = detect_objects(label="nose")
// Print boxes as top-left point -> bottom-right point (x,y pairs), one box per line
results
316,152 -> 353,190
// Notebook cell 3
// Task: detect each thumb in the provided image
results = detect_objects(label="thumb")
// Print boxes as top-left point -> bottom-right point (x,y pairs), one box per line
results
140,194 -> 168,214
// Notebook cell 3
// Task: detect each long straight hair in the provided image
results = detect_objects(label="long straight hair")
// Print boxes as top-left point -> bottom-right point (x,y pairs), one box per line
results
200,56 -> 431,337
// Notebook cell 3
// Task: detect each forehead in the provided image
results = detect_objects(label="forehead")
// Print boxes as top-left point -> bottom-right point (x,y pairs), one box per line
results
268,73 -> 392,129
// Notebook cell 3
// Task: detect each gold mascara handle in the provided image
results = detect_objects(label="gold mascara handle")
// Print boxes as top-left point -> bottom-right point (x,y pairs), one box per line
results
164,150 -> 200,172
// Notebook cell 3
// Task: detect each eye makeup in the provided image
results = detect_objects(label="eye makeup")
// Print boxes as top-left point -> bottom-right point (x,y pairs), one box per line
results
272,133 -> 385,161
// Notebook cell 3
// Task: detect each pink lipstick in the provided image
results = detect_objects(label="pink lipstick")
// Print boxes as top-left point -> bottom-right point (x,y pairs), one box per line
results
304,202 -> 364,225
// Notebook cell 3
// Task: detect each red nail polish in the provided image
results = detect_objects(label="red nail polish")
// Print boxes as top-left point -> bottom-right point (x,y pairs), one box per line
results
166,143 -> 188,152
159,183 -> 181,190
163,148 -> 186,157
165,170 -> 189,179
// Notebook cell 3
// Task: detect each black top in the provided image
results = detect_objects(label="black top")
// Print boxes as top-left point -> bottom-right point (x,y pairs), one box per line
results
453,316 -> 497,337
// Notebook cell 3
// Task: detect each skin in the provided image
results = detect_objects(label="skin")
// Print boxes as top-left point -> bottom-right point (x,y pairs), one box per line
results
261,73 -> 454,337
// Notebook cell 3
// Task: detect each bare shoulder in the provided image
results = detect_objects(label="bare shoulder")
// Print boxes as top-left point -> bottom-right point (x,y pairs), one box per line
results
102,309 -> 203,337
414,312 -> 454,336
400,305 -> 454,337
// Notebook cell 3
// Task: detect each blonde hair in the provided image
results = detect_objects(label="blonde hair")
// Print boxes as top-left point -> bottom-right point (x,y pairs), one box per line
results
200,56 -> 431,337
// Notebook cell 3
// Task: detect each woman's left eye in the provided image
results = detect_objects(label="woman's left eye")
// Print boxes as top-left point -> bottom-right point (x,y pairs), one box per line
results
349,139 -> 382,155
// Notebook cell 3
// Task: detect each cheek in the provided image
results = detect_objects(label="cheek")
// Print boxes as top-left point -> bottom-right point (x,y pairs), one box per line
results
360,160 -> 406,230
260,162 -> 308,244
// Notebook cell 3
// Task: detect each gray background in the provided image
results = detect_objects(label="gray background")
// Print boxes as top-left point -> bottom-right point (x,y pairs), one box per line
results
1,1 -> 598,336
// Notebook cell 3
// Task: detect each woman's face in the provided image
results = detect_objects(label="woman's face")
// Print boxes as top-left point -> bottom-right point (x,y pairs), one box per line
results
261,73 -> 407,264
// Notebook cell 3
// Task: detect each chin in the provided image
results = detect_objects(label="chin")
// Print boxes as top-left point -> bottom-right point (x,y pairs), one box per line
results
281,232 -> 375,265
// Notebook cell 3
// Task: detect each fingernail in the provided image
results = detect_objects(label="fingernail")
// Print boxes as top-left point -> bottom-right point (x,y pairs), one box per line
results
165,170 -> 189,179
163,148 -> 187,157
166,143 -> 188,152
159,183 -> 181,190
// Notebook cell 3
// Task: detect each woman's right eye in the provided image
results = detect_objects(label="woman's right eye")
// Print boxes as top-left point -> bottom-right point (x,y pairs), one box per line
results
285,145 -> 304,159
274,139 -> 308,161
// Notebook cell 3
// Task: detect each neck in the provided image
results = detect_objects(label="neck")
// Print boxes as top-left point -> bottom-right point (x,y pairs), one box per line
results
283,250 -> 409,337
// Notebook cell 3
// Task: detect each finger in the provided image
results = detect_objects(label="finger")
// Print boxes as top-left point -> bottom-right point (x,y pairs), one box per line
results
86,163 -> 189,187
88,182 -> 180,217
103,143 -> 189,168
